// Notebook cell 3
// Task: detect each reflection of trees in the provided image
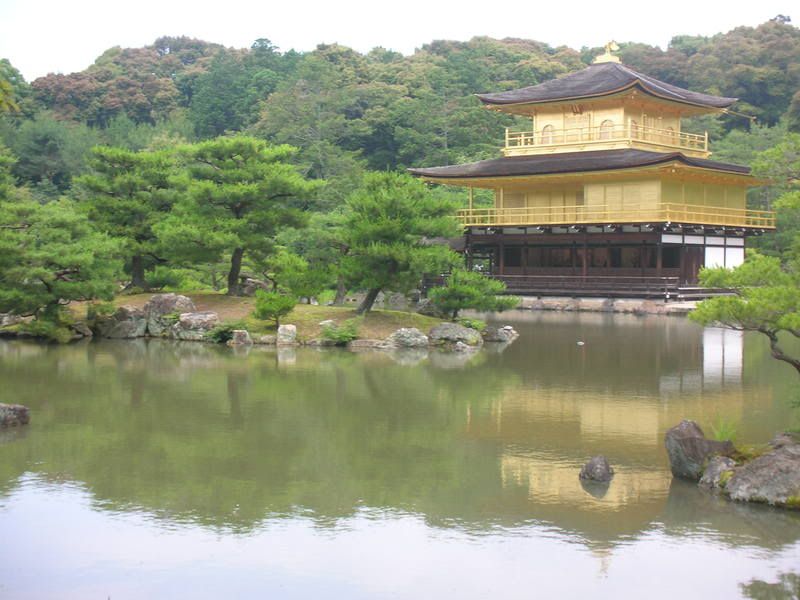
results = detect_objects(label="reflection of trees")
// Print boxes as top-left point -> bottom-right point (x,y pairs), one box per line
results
0,340 -> 520,533
741,572 -> 800,600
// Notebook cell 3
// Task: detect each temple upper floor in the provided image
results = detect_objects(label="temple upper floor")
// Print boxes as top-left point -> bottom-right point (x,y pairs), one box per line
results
476,56 -> 737,159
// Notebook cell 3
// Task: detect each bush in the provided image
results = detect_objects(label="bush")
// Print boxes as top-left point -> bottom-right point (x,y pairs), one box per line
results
710,417 -> 739,442
205,320 -> 248,344
321,319 -> 360,345
87,301 -> 116,322
429,269 -> 519,320
253,290 -> 296,326
19,312 -> 75,344
456,317 -> 487,331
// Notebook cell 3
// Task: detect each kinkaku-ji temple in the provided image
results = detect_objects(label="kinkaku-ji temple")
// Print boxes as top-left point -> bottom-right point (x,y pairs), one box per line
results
409,43 -> 776,299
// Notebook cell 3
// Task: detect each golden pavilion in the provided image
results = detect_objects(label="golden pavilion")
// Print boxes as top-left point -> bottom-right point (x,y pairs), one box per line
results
409,44 -> 775,298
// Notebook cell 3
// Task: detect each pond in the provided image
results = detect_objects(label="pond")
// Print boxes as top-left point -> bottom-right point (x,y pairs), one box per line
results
1,312 -> 799,599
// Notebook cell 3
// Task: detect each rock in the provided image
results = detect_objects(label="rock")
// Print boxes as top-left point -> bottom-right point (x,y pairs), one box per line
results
254,334 -> 277,345
306,338 -> 338,347
453,341 -> 472,352
0,313 -> 22,327
0,403 -> 30,427
96,305 -> 147,339
348,339 -> 391,349
482,325 -> 519,343
579,455 -> 614,483
168,311 -> 220,341
71,322 -> 93,339
277,324 -> 297,345
664,420 -> 735,481
240,277 -> 269,296
428,323 -> 483,347
227,330 -> 252,346
726,442 -> 800,508
144,294 -> 196,337
699,456 -> 737,489
415,298 -> 448,318
319,319 -> 336,328
386,328 -> 429,348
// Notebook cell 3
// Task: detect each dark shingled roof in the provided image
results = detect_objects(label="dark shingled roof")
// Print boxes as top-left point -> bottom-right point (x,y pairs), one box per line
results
476,62 -> 737,109
408,149 -> 751,180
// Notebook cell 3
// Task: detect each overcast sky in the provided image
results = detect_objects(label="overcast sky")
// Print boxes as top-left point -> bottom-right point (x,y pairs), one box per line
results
0,0 -> 794,81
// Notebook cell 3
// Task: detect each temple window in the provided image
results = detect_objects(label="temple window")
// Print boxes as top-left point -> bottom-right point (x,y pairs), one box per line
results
599,120 -> 614,140
541,125 -> 555,144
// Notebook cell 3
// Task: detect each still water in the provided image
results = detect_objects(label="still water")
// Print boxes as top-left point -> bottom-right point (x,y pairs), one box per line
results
1,312 -> 799,599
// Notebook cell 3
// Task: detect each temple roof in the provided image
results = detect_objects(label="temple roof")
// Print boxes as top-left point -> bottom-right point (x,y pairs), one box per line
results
408,149 -> 751,180
475,62 -> 737,109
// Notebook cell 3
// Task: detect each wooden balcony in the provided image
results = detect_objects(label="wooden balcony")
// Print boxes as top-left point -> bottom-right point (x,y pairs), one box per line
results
457,203 -> 775,229
503,124 -> 709,157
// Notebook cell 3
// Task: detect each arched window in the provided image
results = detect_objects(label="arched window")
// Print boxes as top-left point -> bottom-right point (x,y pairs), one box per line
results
541,125 -> 555,144
599,119 -> 614,140
664,126 -> 676,144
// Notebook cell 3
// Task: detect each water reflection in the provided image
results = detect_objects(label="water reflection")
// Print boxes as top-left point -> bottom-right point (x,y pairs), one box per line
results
0,313 -> 799,597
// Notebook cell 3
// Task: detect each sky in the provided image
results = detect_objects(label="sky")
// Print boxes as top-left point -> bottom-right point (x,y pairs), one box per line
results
0,0 -> 794,81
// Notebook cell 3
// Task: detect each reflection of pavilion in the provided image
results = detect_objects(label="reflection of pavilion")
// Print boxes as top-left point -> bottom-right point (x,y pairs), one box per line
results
659,327 -> 742,394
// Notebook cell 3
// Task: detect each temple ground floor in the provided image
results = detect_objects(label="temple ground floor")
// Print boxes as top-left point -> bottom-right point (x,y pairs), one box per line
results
462,225 -> 755,299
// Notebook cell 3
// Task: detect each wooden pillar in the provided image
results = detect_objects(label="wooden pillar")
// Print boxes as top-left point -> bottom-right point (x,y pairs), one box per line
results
656,241 -> 663,277
582,234 -> 588,279
640,244 -> 646,277
498,238 -> 505,275
571,241 -> 577,276
522,237 -> 528,275
468,187 -> 474,211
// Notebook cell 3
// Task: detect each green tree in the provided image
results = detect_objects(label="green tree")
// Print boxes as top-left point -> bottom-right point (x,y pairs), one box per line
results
252,289 -> 296,326
156,136 -> 321,295
429,269 -> 518,320
74,146 -> 178,289
0,192 -> 120,321
690,253 -> 800,374
342,171 -> 461,314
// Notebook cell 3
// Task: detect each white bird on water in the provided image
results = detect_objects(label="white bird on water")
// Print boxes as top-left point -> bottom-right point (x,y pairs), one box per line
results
577,341 -> 585,346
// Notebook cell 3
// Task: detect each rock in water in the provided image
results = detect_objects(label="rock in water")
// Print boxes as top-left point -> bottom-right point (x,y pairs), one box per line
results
227,330 -> 252,346
664,420 -> 735,481
482,325 -> 520,343
168,312 -> 220,341
699,456 -> 737,489
726,440 -> 800,508
0,403 -> 30,427
386,328 -> 429,348
579,455 -> 614,482
277,324 -> 297,345
96,306 -> 147,339
144,294 -> 196,337
428,323 -> 483,347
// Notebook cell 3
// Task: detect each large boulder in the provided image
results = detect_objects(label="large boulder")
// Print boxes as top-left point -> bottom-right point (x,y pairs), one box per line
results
664,420 -> 735,481
240,277 -> 270,297
96,306 -> 147,339
168,311 -> 220,341
415,298 -> 448,319
227,330 -> 252,346
144,294 -> 196,337
482,325 -> 519,343
0,403 -> 30,427
725,440 -> 800,508
428,323 -> 483,348
277,324 -> 297,345
579,455 -> 614,483
386,328 -> 429,348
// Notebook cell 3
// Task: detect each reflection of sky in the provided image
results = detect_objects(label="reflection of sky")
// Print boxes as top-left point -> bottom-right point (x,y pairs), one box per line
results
2,477 -> 798,600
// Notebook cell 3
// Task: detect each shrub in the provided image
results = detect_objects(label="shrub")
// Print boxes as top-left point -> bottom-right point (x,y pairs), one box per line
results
429,269 -> 519,320
710,417 -> 738,442
19,312 -> 75,344
87,301 -> 116,322
455,317 -> 487,331
321,319 -> 360,345
253,290 -> 296,326
205,320 -> 248,344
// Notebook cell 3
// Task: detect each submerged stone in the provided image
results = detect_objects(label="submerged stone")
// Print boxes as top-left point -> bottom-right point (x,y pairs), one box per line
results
0,403 -> 29,427
482,325 -> 519,343
699,456 -> 736,490
726,440 -> 800,508
579,455 -> 614,483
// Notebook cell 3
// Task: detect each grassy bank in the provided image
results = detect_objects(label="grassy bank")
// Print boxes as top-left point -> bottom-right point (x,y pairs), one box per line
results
108,291 -> 444,342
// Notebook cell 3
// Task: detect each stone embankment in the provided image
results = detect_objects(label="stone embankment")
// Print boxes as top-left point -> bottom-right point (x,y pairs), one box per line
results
518,297 -> 696,316
665,420 -> 800,510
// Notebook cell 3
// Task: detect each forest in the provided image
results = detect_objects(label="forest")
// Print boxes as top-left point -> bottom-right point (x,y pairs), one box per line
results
1,18 -> 800,338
